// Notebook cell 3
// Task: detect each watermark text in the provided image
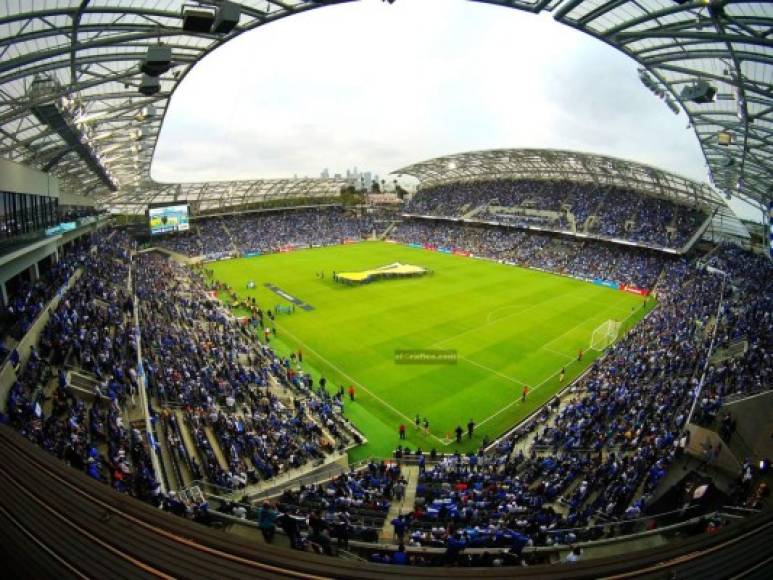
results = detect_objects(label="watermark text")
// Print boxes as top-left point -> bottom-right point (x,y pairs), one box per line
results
394,349 -> 457,365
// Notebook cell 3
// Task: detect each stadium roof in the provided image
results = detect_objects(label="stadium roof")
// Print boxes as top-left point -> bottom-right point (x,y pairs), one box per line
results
393,148 -> 725,209
537,0 -> 773,212
0,1 -> 771,212
103,177 -> 347,214
0,0 -> 349,209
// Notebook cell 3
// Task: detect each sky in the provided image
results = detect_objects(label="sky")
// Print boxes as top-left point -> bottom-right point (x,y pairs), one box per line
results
152,0 -> 759,220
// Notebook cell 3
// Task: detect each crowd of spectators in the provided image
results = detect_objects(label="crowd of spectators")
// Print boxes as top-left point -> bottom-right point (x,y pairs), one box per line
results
135,252 -> 358,491
405,179 -> 706,248
275,460 -> 403,545
0,245 -> 88,353
1,214 -> 769,568
160,208 -> 374,257
5,230 -> 161,502
690,244 -> 772,423
391,220 -> 666,289
397,240 -> 771,560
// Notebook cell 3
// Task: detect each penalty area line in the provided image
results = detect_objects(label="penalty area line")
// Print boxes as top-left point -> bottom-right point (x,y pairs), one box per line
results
476,358 -> 574,430
271,322 -> 448,446
541,346 -> 576,363
458,356 -> 529,388
476,301 -> 645,431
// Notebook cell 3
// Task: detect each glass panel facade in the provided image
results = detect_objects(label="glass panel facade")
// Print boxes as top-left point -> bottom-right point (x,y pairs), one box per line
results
0,192 -> 59,241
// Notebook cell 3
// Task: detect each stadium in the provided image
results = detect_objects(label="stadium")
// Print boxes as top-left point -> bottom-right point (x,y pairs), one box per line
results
0,1 -> 771,579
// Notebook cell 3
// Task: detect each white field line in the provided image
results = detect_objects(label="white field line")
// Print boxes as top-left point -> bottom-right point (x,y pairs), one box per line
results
432,303 -> 535,348
273,321 -> 448,446
542,299 -> 634,355
485,305 -> 525,324
458,356 -> 530,388
586,301 -> 643,353
275,292 -> 643,446
434,292 -> 631,350
542,346 -> 576,363
476,301 -> 642,430
432,289 -> 597,348
476,359 -> 569,430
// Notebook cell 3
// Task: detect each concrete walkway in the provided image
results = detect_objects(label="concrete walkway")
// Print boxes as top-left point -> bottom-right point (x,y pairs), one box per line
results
379,464 -> 419,542
204,424 -> 230,471
175,409 -> 202,471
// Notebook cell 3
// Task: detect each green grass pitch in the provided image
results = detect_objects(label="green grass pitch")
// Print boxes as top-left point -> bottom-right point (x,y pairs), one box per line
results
207,241 -> 653,461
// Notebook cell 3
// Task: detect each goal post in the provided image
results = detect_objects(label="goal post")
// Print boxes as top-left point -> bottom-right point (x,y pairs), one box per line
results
590,319 -> 621,351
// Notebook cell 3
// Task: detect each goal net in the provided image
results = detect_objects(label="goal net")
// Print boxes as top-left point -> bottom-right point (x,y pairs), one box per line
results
590,320 -> 621,351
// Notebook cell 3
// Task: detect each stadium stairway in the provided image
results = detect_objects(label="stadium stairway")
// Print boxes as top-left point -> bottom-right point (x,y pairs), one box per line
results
155,415 -> 188,490
698,241 -> 723,264
174,409 -> 204,471
566,211 -> 577,233
66,370 -> 101,400
583,214 -> 598,233
203,424 -> 230,472
37,368 -> 61,419
266,374 -> 296,401
679,211 -> 717,254
378,464 -> 419,542
121,384 -> 144,424
461,203 -> 486,219
379,221 -> 400,240
218,219 -> 240,254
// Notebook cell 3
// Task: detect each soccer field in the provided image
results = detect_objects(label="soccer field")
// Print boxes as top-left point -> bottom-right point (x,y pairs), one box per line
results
208,241 -> 652,459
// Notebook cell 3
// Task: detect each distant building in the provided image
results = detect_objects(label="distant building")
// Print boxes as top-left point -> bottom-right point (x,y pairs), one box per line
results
325,167 -> 380,190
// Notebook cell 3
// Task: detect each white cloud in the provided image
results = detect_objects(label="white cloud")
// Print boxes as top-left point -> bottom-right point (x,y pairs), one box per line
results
152,0 -> 708,186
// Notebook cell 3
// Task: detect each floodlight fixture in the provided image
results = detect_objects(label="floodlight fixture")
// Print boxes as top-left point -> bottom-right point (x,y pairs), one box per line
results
139,74 -> 161,96
140,45 -> 172,77
28,76 -> 118,191
213,1 -> 241,34
182,5 -> 215,33
718,131 -> 732,146
680,80 -> 717,104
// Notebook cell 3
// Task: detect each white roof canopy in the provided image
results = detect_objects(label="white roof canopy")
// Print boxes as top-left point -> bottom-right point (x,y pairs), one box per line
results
1,1 -> 771,212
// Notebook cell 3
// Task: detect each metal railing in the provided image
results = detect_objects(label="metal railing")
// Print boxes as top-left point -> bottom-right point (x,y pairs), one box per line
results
199,503 -> 753,563
540,504 -> 707,543
132,251 -> 167,495
246,457 -> 348,501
